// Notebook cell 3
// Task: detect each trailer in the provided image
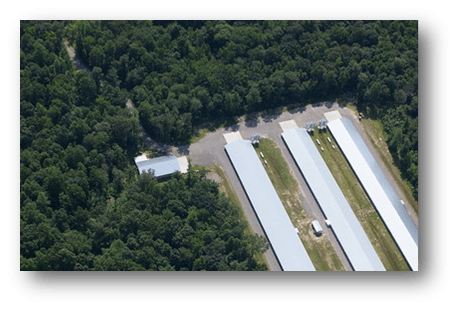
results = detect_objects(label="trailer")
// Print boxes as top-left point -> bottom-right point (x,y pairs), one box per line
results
312,220 -> 323,235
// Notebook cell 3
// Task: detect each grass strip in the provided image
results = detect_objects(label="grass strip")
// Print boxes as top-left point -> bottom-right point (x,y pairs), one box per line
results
255,138 -> 344,271
311,128 -> 410,270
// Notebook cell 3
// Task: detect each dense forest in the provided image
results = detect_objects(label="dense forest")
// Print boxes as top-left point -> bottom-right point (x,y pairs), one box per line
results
20,20 -> 418,270
65,20 -> 418,199
20,20 -> 268,270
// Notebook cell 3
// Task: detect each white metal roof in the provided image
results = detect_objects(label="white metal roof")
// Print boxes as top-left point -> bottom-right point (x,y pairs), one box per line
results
225,139 -> 316,271
134,154 -> 148,163
327,118 -> 418,271
282,128 -> 386,271
135,154 -> 181,177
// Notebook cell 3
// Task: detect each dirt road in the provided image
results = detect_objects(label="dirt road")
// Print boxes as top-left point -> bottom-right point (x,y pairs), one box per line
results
63,39 -> 91,73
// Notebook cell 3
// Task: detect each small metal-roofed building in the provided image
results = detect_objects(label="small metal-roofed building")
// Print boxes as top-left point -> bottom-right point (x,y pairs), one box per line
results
281,127 -> 385,271
135,154 -> 188,178
225,139 -> 315,271
327,117 -> 418,271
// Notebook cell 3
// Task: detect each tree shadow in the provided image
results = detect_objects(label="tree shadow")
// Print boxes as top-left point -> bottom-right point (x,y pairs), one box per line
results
140,132 -> 173,153
177,144 -> 190,156
245,118 -> 260,128
262,111 -> 281,123
154,144 -> 172,153
293,105 -> 307,114
312,101 -> 335,109
210,115 -> 239,132
224,122 -> 240,132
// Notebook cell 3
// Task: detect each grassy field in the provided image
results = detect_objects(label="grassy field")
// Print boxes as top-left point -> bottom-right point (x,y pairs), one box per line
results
311,128 -> 410,271
254,138 -> 344,271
